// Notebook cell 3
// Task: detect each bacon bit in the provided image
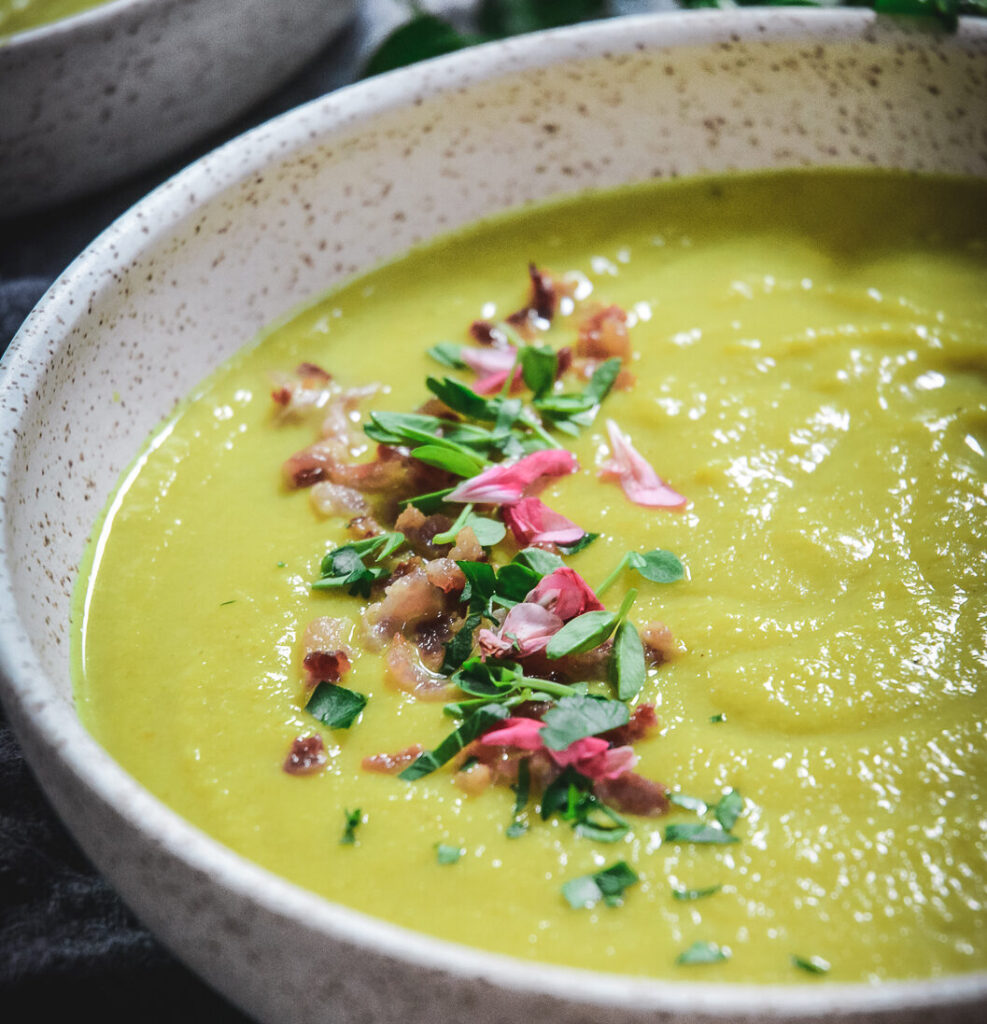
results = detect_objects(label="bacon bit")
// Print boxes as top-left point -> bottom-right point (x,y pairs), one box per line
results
395,505 -> 453,558
599,419 -> 688,510
310,481 -> 369,518
423,557 -> 466,594
385,634 -> 455,701
555,346 -> 573,378
527,263 -> 559,322
302,649 -> 352,688
518,640 -> 614,684
347,514 -> 385,539
446,448 -> 578,505
503,497 -> 585,548
528,566 -> 605,622
641,622 -> 684,665
577,304 -> 631,362
477,602 -> 564,659
415,616 -> 457,665
600,704 -> 659,747
469,320 -> 506,346
481,717 -> 546,750
298,362 -> 331,383
453,761 -> 493,796
362,743 -> 424,774
593,772 -> 669,817
301,617 -> 353,659
283,735 -> 327,775
270,364 -> 335,418
363,566 -> 446,647
448,526 -> 482,563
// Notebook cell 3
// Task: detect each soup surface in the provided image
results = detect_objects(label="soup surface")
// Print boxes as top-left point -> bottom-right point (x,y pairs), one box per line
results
0,0 -> 108,36
74,170 -> 987,985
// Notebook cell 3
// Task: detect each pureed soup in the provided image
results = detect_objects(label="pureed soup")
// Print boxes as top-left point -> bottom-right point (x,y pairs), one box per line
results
73,170 -> 987,985
0,0 -> 108,36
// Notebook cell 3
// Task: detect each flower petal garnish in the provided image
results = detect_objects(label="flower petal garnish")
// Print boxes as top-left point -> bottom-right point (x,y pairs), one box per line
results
461,346 -> 523,395
599,419 -> 687,509
503,497 -> 585,547
477,602 -> 564,658
447,448 -> 578,505
480,717 -> 546,750
527,566 -> 605,622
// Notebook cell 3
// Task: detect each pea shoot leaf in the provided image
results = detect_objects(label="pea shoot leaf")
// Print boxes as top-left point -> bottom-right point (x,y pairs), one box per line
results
411,443 -> 487,478
545,610 -> 618,659
627,548 -> 685,583
306,682 -> 367,730
539,694 -> 629,751
519,345 -> 557,399
427,342 -> 467,369
611,619 -> 646,701
399,703 -> 509,780
512,547 -> 566,577
664,823 -> 739,845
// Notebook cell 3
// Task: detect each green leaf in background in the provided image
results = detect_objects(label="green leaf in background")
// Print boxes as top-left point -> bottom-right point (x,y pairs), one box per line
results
479,0 -> 611,36
363,14 -> 479,78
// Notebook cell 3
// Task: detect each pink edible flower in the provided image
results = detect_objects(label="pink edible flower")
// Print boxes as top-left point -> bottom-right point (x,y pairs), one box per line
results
503,497 -> 586,547
447,448 -> 578,505
461,347 -> 523,395
477,602 -> 563,659
480,718 -> 637,781
527,566 -> 605,622
599,419 -> 687,509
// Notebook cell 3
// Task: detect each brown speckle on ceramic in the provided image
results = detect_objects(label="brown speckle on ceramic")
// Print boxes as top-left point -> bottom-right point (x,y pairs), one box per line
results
1,11 -> 986,1024
0,0 -> 355,215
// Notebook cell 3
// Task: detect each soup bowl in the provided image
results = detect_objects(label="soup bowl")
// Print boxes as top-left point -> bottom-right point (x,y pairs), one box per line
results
1,9 -> 985,1023
0,0 -> 354,216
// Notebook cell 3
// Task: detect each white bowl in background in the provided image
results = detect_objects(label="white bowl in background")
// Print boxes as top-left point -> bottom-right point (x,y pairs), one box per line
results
1,10 -> 985,1023
0,0 -> 354,216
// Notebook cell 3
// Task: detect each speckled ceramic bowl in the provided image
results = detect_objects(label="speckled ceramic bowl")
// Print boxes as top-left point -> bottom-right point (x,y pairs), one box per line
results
1,10 -> 986,1023
0,0 -> 354,216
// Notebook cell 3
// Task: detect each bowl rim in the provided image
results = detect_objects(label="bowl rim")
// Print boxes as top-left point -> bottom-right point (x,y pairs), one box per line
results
2,8 -> 986,1018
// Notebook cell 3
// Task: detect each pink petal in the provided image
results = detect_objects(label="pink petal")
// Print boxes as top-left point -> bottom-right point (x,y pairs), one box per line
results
527,566 -> 605,622
478,602 -> 564,658
577,744 -> 638,781
447,448 -> 578,505
599,419 -> 687,509
480,717 -> 546,750
547,735 -> 609,769
503,497 -> 586,547
472,367 -> 524,395
461,346 -> 518,376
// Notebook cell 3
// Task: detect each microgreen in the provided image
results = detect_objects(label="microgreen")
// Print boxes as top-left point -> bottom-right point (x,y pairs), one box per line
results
427,376 -> 518,425
340,808 -> 362,845
664,823 -> 739,845
519,345 -> 557,399
432,504 -> 506,547
512,547 -> 566,577
506,757 -> 530,838
534,357 -> 622,434
597,548 -> 684,596
676,941 -> 729,966
791,954 -> 831,975
545,610 -> 618,659
557,531 -> 598,555
400,487 -> 456,514
427,342 -> 468,369
306,682 -> 368,730
561,860 -> 638,909
314,532 -> 406,598
399,704 -> 510,780
440,613 -> 482,674
610,619 -> 646,701
435,843 -> 464,865
538,772 -> 631,842
538,694 -> 629,751
411,443 -> 488,478
714,788 -> 744,832
364,410 -> 493,450
672,884 -> 722,901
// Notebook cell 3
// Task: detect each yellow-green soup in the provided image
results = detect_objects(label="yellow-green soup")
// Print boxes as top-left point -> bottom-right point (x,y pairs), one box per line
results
0,0 -> 108,36
74,170 -> 987,985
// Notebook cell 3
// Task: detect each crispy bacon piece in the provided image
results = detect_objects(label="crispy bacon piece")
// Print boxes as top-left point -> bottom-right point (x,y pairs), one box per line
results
347,514 -> 385,539
423,557 -> 466,595
454,762 -> 493,795
469,320 -> 507,346
270,363 -> 334,417
283,735 -> 327,775
394,505 -> 454,558
385,634 -> 455,701
302,649 -> 352,688
504,263 -> 569,337
576,304 -> 631,362
641,622 -> 683,665
594,772 -> 669,817
600,703 -> 659,747
310,481 -> 368,518
300,617 -> 353,659
448,525 -> 483,563
363,565 -> 447,647
362,743 -> 424,774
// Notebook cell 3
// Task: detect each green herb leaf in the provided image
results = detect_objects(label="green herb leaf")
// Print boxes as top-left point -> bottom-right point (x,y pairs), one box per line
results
427,342 -> 467,368
664,823 -> 739,845
306,682 -> 368,730
507,756 -> 531,838
611,619 -> 646,701
400,487 -> 455,514
399,704 -> 510,780
363,14 -> 477,78
478,0 -> 610,37
512,547 -> 566,577
457,560 -> 497,613
435,842 -> 464,865
562,859 -> 638,909
709,712 -> 726,724
672,884 -> 722,901
493,562 -> 540,603
539,694 -> 629,751
668,792 -> 708,814
791,954 -> 831,975
583,356 -> 622,404
411,443 -> 487,478
677,940 -> 729,966
340,808 -> 362,845
627,548 -> 685,584
714,789 -> 744,832
545,610 -> 618,659
520,345 -> 557,399
427,376 -> 510,423
441,613 -> 482,674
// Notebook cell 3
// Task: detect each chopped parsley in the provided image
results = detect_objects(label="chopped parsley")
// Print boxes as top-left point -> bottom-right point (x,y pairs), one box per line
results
562,860 -> 638,909
677,940 -> 729,966
306,682 -> 367,730
340,808 -> 362,845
